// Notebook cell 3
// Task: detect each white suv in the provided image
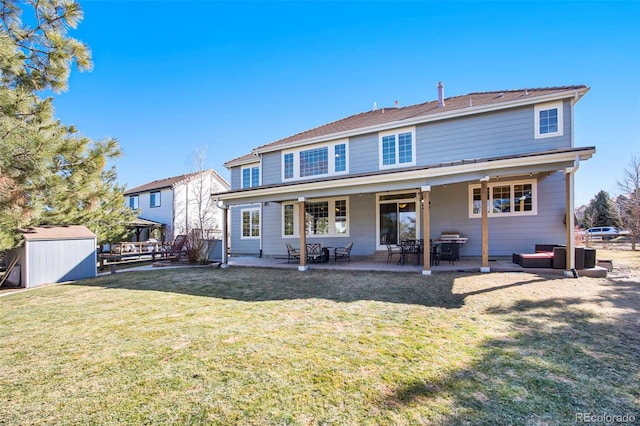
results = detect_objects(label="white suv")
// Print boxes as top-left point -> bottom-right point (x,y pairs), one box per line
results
584,226 -> 629,240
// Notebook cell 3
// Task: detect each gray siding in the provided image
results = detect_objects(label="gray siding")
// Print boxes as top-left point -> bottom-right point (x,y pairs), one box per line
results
230,167 -> 241,190
226,99 -> 576,259
416,102 -> 572,166
229,204 -> 261,255
251,101 -> 572,187
348,133 -> 379,174
254,173 -> 567,258
259,193 -> 377,258
25,238 -> 97,287
261,152 -> 280,186
429,172 -> 567,257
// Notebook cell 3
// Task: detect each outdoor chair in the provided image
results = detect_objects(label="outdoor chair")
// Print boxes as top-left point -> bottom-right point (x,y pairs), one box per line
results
399,240 -> 420,266
306,243 -> 323,263
430,239 -> 440,266
286,243 -> 300,263
384,236 -> 401,264
334,242 -> 353,262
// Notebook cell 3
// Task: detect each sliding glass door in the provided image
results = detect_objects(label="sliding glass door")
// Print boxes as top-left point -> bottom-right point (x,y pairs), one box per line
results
378,192 -> 418,247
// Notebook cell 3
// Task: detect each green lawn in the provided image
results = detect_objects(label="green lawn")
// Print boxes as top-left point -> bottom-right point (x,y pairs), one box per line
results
1,250 -> 639,425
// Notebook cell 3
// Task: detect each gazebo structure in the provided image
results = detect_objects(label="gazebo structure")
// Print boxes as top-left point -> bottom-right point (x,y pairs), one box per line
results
129,217 -> 166,242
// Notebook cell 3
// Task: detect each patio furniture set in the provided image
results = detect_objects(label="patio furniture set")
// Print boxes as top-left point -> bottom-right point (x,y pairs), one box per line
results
512,244 -> 597,270
286,243 -> 353,264
386,233 -> 467,267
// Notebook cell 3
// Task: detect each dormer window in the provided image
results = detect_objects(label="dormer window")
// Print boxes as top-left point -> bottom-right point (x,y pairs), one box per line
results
534,101 -> 563,139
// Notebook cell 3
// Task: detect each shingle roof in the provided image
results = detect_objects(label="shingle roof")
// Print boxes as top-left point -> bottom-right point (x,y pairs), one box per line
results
124,170 -> 229,195
20,225 -> 96,241
224,85 -> 588,167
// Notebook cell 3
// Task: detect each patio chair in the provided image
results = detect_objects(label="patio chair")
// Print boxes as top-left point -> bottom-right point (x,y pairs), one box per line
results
399,240 -> 420,266
286,243 -> 300,263
384,235 -> 401,264
334,242 -> 353,262
306,243 -> 323,263
430,239 -> 440,266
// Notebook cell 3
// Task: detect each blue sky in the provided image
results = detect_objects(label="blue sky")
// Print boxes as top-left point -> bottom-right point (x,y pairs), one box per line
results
52,1 -> 639,206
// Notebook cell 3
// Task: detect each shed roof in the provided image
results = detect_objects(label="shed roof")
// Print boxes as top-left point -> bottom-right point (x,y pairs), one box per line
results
20,225 -> 96,241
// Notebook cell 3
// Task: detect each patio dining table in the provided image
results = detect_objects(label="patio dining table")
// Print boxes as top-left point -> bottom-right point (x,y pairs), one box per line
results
398,240 -> 446,266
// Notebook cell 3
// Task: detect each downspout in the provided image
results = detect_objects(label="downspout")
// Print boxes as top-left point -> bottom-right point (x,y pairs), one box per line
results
255,150 -> 264,258
564,156 -> 580,278
215,197 -> 229,268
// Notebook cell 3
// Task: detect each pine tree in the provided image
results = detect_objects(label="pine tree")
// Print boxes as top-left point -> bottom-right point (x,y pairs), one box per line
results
583,190 -> 621,229
0,0 -> 136,249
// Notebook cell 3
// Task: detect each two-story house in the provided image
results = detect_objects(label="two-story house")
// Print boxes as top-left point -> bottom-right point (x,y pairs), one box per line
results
214,84 -> 595,275
125,170 -> 229,243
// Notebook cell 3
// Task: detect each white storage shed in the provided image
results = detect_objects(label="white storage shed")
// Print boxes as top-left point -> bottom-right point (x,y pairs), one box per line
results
6,225 -> 97,288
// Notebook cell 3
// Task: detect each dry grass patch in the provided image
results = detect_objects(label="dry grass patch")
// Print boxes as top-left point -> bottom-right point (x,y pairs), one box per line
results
0,250 -> 638,425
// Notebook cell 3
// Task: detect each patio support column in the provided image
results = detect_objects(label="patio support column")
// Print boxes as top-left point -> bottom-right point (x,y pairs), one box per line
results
564,161 -> 578,277
298,197 -> 308,271
480,177 -> 490,272
220,204 -> 229,268
421,186 -> 431,275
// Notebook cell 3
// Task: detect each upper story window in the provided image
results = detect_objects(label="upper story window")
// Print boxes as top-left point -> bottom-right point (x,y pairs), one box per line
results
468,180 -> 537,218
150,191 -> 161,208
129,195 -> 139,210
534,101 -> 563,139
300,147 -> 328,177
282,140 -> 348,181
242,165 -> 260,188
379,126 -> 416,169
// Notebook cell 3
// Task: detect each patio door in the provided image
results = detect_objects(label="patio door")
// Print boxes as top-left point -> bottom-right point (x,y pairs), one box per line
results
378,192 -> 418,248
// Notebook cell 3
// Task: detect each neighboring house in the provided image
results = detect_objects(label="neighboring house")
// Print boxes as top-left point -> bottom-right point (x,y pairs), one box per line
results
124,170 -> 229,243
215,84 -> 595,275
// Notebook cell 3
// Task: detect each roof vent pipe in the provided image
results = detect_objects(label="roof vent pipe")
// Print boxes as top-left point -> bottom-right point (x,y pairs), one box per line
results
437,81 -> 445,107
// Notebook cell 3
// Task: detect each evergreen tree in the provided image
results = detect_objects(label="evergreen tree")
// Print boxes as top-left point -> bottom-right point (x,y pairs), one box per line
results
583,190 -> 621,229
0,0 -> 136,249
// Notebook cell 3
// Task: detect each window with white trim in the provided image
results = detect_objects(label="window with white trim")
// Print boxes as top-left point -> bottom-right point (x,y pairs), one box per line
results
469,180 -> 536,217
129,195 -> 139,210
150,191 -> 161,208
379,126 -> 416,168
282,140 -> 348,181
242,165 -> 260,188
282,197 -> 349,237
241,207 -> 260,238
534,101 -> 563,139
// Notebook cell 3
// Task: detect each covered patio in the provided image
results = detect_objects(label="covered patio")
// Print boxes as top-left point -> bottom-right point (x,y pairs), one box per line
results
216,148 -> 595,277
